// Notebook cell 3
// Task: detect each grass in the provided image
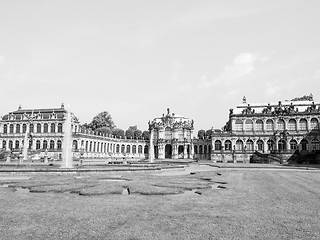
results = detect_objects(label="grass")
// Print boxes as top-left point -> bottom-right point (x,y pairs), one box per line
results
0,166 -> 320,239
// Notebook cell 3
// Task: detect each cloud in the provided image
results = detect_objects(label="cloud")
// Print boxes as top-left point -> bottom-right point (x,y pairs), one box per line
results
170,61 -> 183,83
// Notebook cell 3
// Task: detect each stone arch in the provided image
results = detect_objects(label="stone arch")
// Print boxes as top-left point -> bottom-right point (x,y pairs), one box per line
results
43,140 -> 48,149
278,139 -> 286,150
214,140 -> 222,150
255,119 -> 263,131
245,119 -> 253,131
43,123 -> 48,133
138,145 -> 143,153
235,119 -> 243,131
126,145 -> 131,153
266,119 -> 274,131
277,119 -> 285,131
256,139 -> 264,151
224,140 -> 232,151
267,139 -> 275,151
36,140 -> 41,150
50,140 -> 55,149
194,145 -> 198,154
310,118 -> 319,130
299,118 -> 308,131
290,139 -> 297,150
246,139 -> 254,151
16,124 -> 20,133
132,145 -> 137,154
51,123 -> 56,133
235,139 -> 243,151
288,119 -> 297,131
57,140 -> 62,150
36,123 -> 41,133
300,139 -> 308,151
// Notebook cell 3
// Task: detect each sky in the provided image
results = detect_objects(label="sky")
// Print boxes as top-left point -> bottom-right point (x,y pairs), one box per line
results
1,0 -> 320,132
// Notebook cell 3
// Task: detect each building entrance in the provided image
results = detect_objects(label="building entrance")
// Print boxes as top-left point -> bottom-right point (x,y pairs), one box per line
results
165,144 -> 172,158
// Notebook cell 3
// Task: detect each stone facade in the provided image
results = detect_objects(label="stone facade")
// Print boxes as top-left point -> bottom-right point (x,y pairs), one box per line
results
211,96 -> 320,163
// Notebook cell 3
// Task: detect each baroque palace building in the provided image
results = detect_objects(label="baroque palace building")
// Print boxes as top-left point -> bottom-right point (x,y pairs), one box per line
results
1,95 -> 319,163
211,95 -> 320,163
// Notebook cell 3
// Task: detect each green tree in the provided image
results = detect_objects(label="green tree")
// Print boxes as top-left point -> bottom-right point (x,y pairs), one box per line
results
205,129 -> 213,139
125,129 -> 134,139
112,128 -> 125,138
89,111 -> 115,131
134,129 -> 142,139
95,127 -> 112,135
142,131 -> 150,140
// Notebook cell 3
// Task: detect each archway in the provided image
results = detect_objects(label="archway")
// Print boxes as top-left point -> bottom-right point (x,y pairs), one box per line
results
178,145 -> 184,158
165,144 -> 172,159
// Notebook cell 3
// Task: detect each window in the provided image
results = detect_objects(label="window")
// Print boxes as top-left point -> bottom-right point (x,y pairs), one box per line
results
245,120 -> 253,131
121,144 -> 125,153
311,118 -> 319,130
255,120 -> 263,131
299,119 -> 307,131
9,124 -> 14,133
194,145 -> 198,154
16,124 -> 20,133
126,145 -> 130,153
235,140 -> 243,151
266,120 -> 273,131
224,140 -> 232,151
235,119 -> 243,131
278,139 -> 286,150
43,140 -> 48,149
22,124 -> 27,133
165,127 -> 172,140
277,119 -> 285,131
288,119 -> 296,131
30,124 -> 34,133
37,123 -> 41,133
58,123 -> 63,133
51,123 -> 56,133
199,145 -> 203,154
57,140 -> 62,150
2,140 -> 6,149
257,140 -> 264,151
132,145 -> 137,154
9,140 -> 13,150
290,139 -> 297,150
116,144 -> 120,153
144,145 -> 148,154
44,123 -> 48,133
246,140 -> 254,151
300,139 -> 308,151
267,140 -> 275,151
50,140 -> 55,149
3,124 -> 7,134
89,141 -> 92,152
204,145 -> 207,154
138,145 -> 143,153
15,140 -> 20,149
36,140 -> 41,150
73,140 -> 78,150
214,140 -> 222,150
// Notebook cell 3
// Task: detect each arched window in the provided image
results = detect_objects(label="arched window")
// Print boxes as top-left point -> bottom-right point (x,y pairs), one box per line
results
29,140 -> 32,149
300,139 -> 308,151
255,120 -> 263,132
299,119 -> 307,131
214,140 -> 222,150
36,140 -> 41,150
9,140 -> 13,150
89,141 -> 92,151
138,145 -> 143,153
37,123 -> 41,133
194,145 -> 198,154
97,142 -> 100,152
30,124 -> 34,133
257,139 -> 264,151
311,139 -> 320,151
235,139 -> 243,151
43,140 -> 48,149
278,139 -> 286,151
277,119 -> 285,131
199,145 -> 203,154
288,119 -> 296,131
58,123 -> 63,133
165,127 -> 172,140
16,124 -> 20,133
85,141 -> 88,151
3,124 -> 7,134
144,145 -> 149,154
126,145 -> 130,153
93,142 -> 96,152
50,140 -> 55,149
311,118 -> 319,130
204,145 -> 207,154
106,143 -> 109,153
15,140 -> 20,149
9,124 -> 14,133
245,119 -> 253,131
22,124 -> 27,133
267,139 -> 275,151
2,140 -> 7,149
266,119 -> 274,131
290,139 -> 297,150
43,123 -> 48,133
132,145 -> 137,154
116,144 -> 120,153
51,123 -> 56,133
235,119 -> 243,131
57,140 -> 62,150
121,144 -> 125,153
246,139 -> 254,151
224,140 -> 232,151
73,140 -> 78,150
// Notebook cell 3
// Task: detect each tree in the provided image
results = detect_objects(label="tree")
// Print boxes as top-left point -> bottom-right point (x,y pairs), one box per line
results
95,127 -> 112,135
125,129 -> 134,139
88,111 -> 115,131
142,131 -> 150,140
112,128 -> 125,138
198,129 -> 205,139
134,130 -> 142,139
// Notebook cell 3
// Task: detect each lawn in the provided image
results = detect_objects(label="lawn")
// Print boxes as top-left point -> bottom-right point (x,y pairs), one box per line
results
0,165 -> 319,240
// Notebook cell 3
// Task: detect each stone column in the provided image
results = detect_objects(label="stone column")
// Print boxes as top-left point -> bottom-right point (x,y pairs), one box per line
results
149,130 -> 154,163
183,144 -> 188,159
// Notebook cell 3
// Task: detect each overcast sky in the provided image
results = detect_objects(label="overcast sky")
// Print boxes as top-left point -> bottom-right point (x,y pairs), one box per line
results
1,0 -> 320,132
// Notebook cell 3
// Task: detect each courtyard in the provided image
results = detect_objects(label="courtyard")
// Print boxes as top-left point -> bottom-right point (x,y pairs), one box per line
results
0,165 -> 319,239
